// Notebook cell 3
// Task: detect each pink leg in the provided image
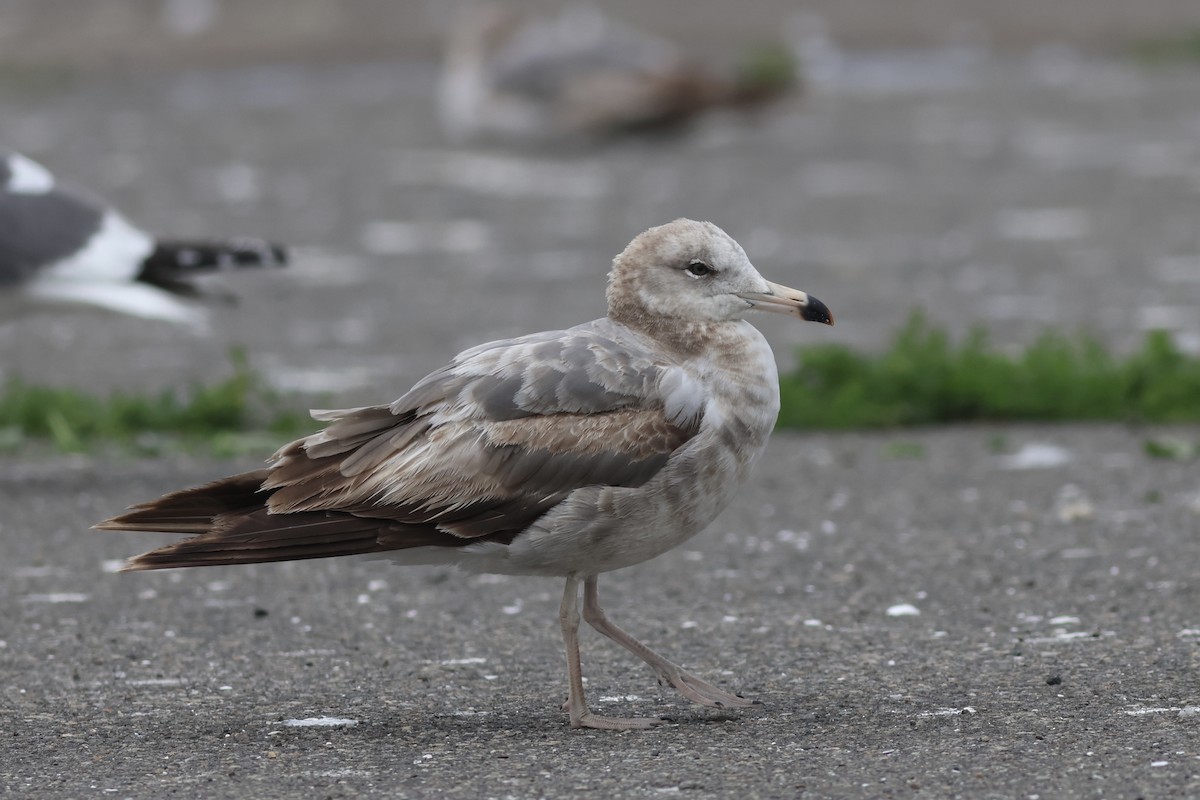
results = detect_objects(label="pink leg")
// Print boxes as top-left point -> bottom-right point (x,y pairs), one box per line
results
558,575 -> 663,730
582,575 -> 757,709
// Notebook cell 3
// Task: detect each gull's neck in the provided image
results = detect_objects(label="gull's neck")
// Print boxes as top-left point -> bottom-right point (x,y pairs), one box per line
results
611,311 -> 767,366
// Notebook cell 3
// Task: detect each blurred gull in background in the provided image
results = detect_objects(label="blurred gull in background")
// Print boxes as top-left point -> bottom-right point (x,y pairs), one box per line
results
0,150 -> 288,330
439,4 -> 798,144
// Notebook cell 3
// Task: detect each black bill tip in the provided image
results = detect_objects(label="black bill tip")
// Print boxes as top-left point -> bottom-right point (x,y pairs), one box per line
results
802,295 -> 834,326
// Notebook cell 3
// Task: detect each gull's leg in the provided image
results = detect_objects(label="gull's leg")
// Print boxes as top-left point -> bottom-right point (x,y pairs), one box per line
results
559,575 -> 662,730
582,575 -> 757,709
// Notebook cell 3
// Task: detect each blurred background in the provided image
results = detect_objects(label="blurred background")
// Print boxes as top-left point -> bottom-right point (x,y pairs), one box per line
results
2,0 -> 1200,407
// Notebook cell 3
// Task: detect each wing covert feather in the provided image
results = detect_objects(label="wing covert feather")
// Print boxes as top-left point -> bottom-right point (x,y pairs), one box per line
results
264,323 -> 706,538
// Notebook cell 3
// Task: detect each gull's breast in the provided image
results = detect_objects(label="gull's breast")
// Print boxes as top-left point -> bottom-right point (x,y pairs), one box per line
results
495,321 -> 782,576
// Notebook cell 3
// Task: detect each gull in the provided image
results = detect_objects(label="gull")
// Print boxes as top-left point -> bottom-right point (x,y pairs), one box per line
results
95,218 -> 833,730
0,150 -> 287,329
439,5 -> 796,144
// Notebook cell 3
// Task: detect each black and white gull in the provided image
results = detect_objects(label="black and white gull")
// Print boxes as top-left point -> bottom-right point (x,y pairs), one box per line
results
0,151 -> 287,328
96,218 -> 833,730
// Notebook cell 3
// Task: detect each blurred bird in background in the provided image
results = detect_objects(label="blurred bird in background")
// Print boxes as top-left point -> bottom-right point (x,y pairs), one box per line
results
0,150 -> 288,330
439,4 -> 799,144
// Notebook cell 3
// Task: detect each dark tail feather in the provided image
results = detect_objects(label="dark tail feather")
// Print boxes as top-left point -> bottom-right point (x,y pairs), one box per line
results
94,469 -> 465,571
120,510 -> 396,570
94,471 -> 269,535
138,238 -> 288,297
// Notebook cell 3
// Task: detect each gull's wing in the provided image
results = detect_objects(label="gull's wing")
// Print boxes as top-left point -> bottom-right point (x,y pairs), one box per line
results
100,321 -> 708,567
0,153 -> 117,285
265,321 -> 706,539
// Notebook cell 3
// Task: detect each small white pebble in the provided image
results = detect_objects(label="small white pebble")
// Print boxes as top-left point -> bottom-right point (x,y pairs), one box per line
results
999,442 -> 1072,470
282,717 -> 358,728
21,593 -> 89,604
1054,483 -> 1095,522
886,603 -> 920,617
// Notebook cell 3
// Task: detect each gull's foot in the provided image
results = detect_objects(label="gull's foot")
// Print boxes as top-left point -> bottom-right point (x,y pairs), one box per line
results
656,668 -> 758,708
570,711 -> 665,731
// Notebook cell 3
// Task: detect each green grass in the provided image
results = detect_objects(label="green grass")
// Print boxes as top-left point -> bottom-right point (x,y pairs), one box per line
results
1143,438 -> 1200,461
735,42 -> 800,93
0,349 -> 313,455
1132,31 -> 1200,64
778,314 -> 1200,430
5,318 -> 1199,454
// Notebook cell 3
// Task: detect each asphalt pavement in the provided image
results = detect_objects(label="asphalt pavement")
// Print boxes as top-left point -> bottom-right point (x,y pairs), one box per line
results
4,424 -> 1200,798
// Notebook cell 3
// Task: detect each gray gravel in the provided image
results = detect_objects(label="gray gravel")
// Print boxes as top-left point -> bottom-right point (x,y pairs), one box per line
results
1,35 -> 1200,800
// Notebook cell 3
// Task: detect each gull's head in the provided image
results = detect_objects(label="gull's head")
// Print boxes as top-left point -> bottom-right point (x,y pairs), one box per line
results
607,218 -> 832,328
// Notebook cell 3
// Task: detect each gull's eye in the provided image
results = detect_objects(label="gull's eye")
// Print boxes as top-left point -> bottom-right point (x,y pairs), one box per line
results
685,260 -> 711,278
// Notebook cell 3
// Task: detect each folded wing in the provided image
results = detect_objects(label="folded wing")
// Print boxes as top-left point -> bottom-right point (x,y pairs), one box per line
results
97,322 -> 706,569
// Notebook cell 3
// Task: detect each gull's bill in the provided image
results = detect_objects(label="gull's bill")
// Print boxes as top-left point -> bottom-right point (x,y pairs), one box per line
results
739,280 -> 833,325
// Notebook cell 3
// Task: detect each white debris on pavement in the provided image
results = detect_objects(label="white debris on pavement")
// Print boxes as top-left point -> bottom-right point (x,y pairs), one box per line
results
886,603 -> 920,617
998,443 -> 1072,470
917,706 -> 977,717
1054,484 -> 1096,522
20,593 -> 90,603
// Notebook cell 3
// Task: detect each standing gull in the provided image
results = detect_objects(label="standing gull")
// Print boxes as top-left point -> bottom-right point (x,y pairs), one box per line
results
0,150 -> 287,328
96,219 -> 833,730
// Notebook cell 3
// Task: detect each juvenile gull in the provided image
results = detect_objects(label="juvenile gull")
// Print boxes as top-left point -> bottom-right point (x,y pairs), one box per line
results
0,150 -> 287,328
96,219 -> 833,730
